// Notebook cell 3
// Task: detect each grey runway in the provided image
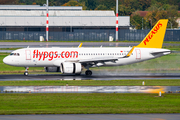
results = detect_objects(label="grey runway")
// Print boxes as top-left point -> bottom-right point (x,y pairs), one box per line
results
1,86 -> 179,93
0,114 -> 180,120
1,73 -> 180,81
0,42 -> 178,48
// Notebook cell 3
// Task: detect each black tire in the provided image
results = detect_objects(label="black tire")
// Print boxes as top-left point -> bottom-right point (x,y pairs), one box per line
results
85,70 -> 92,76
24,71 -> 29,76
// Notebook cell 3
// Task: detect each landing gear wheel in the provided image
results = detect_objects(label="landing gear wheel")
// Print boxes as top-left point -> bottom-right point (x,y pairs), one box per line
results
85,70 -> 92,76
24,67 -> 29,76
24,71 -> 29,76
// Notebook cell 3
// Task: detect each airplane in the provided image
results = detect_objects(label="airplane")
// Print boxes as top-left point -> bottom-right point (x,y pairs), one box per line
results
3,19 -> 171,76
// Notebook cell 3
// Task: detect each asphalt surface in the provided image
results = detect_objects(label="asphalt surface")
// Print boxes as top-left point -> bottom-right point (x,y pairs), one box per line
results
1,73 -> 180,81
1,86 -> 179,93
0,42 -> 179,48
0,114 -> 180,120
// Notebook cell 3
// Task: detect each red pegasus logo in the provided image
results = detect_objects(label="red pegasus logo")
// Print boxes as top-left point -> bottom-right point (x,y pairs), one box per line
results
144,22 -> 163,45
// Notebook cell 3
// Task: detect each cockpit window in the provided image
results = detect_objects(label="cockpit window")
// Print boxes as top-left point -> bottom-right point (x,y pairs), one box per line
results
10,53 -> 20,56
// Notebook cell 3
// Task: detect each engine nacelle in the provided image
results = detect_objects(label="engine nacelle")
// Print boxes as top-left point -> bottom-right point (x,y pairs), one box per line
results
45,67 -> 61,72
60,62 -> 82,74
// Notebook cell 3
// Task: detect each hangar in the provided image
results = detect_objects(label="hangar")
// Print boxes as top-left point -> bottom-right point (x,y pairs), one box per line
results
0,5 -> 130,40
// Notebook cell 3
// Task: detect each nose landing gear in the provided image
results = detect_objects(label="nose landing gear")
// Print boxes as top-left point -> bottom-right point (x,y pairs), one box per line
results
24,67 -> 29,76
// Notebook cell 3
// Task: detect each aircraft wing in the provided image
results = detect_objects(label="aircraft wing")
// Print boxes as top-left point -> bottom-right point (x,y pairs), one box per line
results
65,57 -> 120,63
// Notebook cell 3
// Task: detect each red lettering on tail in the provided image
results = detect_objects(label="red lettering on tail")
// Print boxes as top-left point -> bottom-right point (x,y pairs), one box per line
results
143,22 -> 163,45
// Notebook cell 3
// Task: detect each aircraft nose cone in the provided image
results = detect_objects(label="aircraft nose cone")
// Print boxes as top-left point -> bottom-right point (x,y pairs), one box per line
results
3,57 -> 10,65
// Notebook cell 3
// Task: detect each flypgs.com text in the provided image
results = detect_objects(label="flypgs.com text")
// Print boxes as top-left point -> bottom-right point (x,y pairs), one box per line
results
33,50 -> 78,61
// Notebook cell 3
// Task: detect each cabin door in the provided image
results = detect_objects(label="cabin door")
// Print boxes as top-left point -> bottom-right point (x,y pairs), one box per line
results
26,50 -> 31,60
136,49 -> 141,59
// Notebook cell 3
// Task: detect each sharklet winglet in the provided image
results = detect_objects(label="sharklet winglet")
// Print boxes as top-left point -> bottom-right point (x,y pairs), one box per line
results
78,43 -> 83,48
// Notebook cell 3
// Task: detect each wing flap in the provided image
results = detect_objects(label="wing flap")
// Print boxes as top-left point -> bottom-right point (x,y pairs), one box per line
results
65,57 -> 119,63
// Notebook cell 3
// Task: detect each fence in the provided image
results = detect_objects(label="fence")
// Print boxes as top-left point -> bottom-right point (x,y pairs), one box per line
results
0,29 -> 179,41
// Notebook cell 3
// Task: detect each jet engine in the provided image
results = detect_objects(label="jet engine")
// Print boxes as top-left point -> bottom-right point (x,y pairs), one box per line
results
60,62 -> 82,74
45,67 -> 61,72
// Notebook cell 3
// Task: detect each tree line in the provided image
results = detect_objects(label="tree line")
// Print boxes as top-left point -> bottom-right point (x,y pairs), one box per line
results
1,0 -> 180,29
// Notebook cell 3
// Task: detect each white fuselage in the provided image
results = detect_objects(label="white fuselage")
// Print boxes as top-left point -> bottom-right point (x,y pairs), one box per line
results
3,47 -> 171,68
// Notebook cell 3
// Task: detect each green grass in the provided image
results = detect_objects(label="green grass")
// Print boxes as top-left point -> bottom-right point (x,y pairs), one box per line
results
163,45 -> 180,51
0,48 -> 22,50
1,80 -> 180,86
0,93 -> 179,114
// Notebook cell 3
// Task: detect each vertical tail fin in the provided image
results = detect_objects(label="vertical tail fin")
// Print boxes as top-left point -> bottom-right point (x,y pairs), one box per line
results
137,19 -> 168,48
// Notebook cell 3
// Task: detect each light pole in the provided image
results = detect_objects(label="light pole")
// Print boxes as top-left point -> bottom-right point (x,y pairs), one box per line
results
46,0 -> 49,41
142,18 -> 143,30
116,0 -> 118,41
169,21 -> 172,29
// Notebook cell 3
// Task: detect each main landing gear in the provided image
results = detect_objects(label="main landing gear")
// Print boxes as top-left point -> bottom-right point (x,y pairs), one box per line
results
24,67 -> 29,76
85,70 -> 92,76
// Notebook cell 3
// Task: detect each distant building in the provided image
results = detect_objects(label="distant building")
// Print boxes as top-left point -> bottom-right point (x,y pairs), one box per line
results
0,5 -> 130,32
0,5 -> 130,41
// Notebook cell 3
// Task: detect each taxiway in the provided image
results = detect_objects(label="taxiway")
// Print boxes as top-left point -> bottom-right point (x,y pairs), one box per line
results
1,73 -> 180,81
